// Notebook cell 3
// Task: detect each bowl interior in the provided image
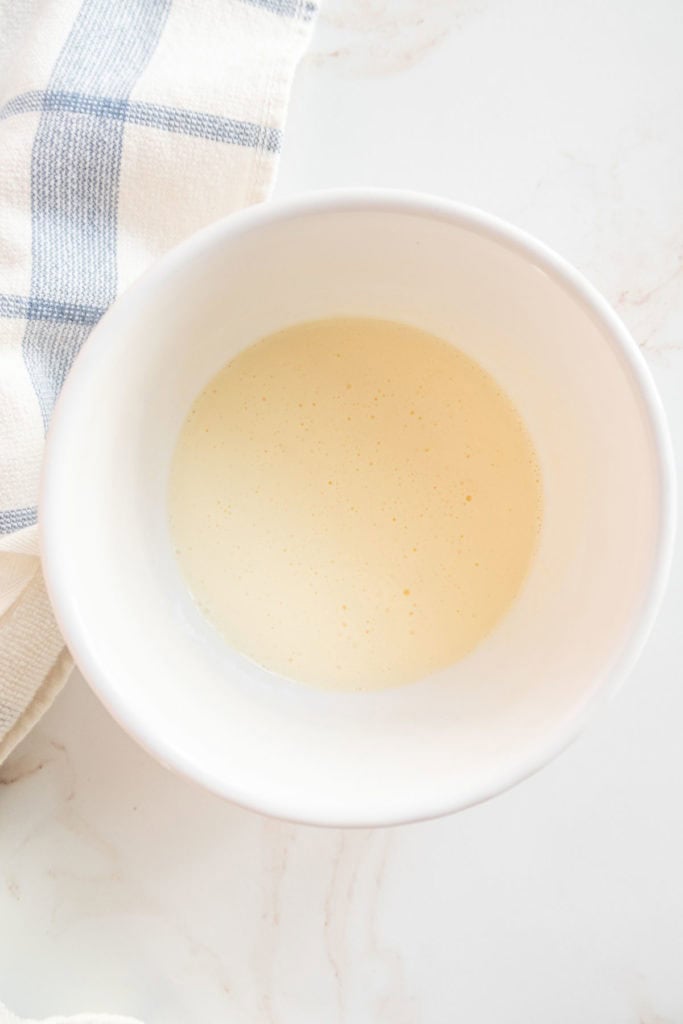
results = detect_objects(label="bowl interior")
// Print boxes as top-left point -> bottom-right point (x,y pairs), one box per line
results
42,195 -> 668,825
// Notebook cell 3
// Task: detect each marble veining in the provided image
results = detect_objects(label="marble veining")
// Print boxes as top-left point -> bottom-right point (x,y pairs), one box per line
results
307,0 -> 488,76
2,2 -> 683,1021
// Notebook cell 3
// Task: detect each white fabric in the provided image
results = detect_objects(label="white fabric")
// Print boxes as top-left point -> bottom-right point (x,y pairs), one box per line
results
0,0 -> 316,1017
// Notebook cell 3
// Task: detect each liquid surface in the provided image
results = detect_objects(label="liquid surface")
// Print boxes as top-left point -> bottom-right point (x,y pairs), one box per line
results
169,317 -> 542,691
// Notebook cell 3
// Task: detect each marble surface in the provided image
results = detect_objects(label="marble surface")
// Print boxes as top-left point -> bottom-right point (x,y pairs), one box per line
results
3,1 -> 683,1020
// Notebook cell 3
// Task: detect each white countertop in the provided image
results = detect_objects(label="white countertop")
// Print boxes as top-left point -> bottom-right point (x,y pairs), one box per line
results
3,2 -> 683,1021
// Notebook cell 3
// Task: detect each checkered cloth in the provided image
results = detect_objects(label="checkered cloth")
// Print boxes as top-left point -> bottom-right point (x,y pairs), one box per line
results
0,1 -> 317,763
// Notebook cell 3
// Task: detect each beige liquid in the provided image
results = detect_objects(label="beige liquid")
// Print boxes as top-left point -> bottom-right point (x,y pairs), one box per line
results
169,317 -> 542,691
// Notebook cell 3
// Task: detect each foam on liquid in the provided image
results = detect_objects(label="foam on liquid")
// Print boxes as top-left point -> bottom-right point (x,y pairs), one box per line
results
169,317 -> 542,691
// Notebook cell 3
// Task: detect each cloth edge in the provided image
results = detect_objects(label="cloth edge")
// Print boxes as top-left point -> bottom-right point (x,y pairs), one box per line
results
0,644 -> 73,763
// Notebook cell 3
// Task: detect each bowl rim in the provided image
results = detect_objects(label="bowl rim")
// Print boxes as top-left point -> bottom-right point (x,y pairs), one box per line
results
40,187 -> 677,827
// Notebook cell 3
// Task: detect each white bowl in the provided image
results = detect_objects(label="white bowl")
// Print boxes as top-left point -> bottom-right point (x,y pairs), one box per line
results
40,190 -> 675,827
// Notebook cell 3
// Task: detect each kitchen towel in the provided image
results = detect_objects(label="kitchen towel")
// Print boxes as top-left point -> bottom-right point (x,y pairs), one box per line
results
0,0 -> 317,787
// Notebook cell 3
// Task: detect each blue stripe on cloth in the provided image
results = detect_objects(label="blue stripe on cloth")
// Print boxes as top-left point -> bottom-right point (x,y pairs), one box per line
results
241,0 -> 317,19
0,506 -> 37,534
25,322 -> 93,419
127,99 -> 281,150
0,293 -> 105,325
1,91 -> 282,151
22,0 -> 172,429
